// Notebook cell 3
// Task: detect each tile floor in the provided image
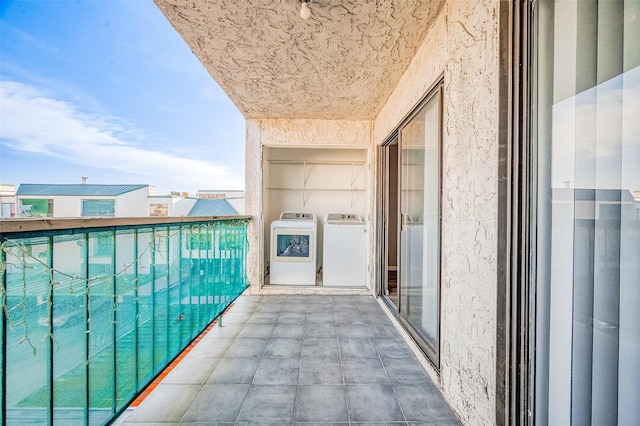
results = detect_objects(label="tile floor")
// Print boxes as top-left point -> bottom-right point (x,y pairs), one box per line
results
115,294 -> 462,425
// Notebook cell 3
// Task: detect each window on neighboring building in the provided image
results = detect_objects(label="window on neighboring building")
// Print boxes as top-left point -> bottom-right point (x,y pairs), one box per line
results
150,203 -> 168,216
20,199 -> 53,217
82,199 -> 115,217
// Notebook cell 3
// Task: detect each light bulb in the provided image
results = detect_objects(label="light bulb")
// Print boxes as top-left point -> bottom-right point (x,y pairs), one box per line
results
300,2 -> 311,20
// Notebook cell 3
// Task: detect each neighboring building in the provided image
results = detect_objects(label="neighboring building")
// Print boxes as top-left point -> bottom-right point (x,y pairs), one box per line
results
155,1 -> 639,425
0,184 -> 16,218
197,189 -> 244,214
16,184 -> 150,218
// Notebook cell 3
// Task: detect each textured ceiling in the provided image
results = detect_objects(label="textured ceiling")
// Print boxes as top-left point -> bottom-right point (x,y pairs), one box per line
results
154,0 -> 445,120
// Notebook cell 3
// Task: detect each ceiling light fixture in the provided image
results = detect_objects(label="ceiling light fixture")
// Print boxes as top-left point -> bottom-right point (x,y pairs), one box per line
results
300,0 -> 311,20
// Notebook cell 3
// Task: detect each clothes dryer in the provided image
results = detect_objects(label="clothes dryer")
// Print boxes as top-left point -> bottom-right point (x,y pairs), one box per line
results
270,212 -> 318,285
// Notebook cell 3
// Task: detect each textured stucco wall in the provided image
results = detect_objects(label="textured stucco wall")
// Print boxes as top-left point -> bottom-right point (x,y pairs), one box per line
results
244,119 -> 373,292
375,1 -> 499,424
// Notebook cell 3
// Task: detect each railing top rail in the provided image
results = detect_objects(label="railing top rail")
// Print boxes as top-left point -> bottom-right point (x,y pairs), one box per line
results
0,215 -> 252,236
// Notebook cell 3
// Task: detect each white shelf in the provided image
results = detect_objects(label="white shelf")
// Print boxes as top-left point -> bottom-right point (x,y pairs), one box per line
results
267,160 -> 366,166
266,187 -> 364,192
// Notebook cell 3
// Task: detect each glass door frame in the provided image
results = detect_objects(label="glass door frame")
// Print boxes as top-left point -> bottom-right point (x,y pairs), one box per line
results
376,78 -> 444,370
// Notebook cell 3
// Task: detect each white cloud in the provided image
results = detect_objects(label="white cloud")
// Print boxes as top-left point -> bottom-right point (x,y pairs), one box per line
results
0,80 -> 243,192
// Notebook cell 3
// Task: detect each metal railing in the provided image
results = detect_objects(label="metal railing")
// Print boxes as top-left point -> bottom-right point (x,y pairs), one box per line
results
1,216 -> 251,425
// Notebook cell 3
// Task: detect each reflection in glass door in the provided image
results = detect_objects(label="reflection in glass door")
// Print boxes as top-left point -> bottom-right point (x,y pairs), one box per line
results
399,86 -> 442,365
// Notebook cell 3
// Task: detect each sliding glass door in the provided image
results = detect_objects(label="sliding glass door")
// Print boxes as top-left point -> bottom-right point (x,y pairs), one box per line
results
533,1 -> 640,424
398,85 -> 442,365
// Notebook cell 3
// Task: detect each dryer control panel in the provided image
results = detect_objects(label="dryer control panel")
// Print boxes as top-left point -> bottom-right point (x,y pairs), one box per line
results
280,212 -> 315,220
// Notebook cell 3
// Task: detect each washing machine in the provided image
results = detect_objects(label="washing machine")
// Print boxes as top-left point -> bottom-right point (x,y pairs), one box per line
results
270,212 -> 318,285
322,213 -> 367,287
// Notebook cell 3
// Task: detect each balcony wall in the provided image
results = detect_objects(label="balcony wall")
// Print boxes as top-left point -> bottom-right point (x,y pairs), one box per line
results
1,216 -> 251,425
374,1 -> 500,424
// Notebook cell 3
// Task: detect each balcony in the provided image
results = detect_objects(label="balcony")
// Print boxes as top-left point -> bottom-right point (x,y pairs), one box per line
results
2,217 -> 461,425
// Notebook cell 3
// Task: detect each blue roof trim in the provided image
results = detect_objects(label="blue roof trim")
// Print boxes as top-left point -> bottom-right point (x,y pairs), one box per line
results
17,184 -> 148,196
188,199 -> 238,217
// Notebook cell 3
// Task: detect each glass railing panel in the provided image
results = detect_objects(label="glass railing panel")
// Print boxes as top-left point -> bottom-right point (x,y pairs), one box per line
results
180,226 -> 193,347
167,225 -> 182,356
87,231 -> 116,425
136,228 -> 154,388
51,234 -> 87,426
152,227 -> 169,373
114,229 -> 137,411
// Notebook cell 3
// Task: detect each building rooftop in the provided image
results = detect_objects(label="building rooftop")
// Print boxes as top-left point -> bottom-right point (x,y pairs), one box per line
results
188,198 -> 239,217
16,184 -> 149,197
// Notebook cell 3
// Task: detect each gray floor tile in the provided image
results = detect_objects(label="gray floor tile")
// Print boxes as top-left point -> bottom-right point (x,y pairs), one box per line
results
293,423 -> 348,426
162,356 -> 221,385
306,303 -> 334,313
263,338 -> 303,358
304,322 -> 337,338
294,385 -> 348,423
235,423 -> 291,426
351,423 -> 407,426
125,384 -> 201,423
187,338 -> 232,357
394,384 -> 461,423
246,312 -> 279,324
298,357 -> 343,385
333,310 -> 366,324
375,338 -> 415,359
370,323 -> 401,338
302,337 -> 340,357
208,357 -> 260,384
204,323 -> 244,339
220,311 -> 252,324
236,385 -> 297,423
306,312 -> 335,323
277,312 -> 306,324
226,303 -> 257,313
356,296 -> 381,308
225,338 -> 268,357
331,297 -> 359,308
337,323 -> 372,339
338,338 -> 378,358
342,357 -> 389,384
272,323 -> 305,338
253,358 -> 300,385
280,303 -> 308,313
233,295 -> 262,305
255,303 -> 284,313
284,295 -> 309,304
180,383 -> 250,422
263,295 -> 288,304
237,323 -> 274,339
382,357 -> 432,384
346,384 -> 405,422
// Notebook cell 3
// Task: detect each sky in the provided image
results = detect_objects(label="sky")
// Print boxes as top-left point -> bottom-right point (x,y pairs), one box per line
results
0,0 -> 245,195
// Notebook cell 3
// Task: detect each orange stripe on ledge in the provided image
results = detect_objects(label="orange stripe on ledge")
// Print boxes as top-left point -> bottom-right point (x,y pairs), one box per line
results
130,304 -> 234,407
